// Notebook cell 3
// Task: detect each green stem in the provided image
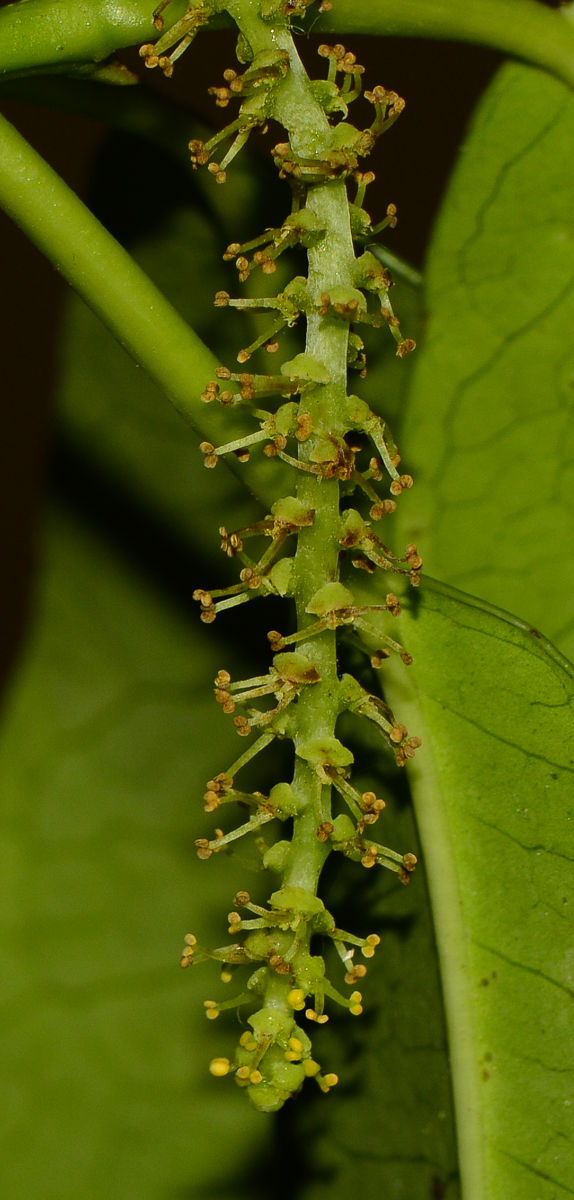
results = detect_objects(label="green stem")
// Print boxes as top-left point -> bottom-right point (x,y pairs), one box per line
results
227,12 -> 357,900
2,0 -> 574,92
0,107 -> 282,506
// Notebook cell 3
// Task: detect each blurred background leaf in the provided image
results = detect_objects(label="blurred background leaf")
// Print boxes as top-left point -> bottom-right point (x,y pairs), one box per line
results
0,506 -> 272,1200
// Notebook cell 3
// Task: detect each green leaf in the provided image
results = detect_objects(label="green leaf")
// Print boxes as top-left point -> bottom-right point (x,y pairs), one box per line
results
0,509 -> 271,1199
398,62 -> 574,660
353,572 -> 574,1200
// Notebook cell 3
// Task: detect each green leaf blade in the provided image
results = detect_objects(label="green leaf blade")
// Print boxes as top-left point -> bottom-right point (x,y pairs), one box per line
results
353,575 -> 574,1199
398,62 -> 574,661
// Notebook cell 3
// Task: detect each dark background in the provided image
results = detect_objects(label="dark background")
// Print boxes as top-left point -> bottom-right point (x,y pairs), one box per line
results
3,1 -> 562,694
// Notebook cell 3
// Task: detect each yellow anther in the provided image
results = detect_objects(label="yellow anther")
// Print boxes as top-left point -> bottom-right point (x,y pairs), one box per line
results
288,1037 -> 304,1053
303,1059 -> 321,1077
305,1008 -> 317,1021
285,1050 -> 302,1062
250,1070 -> 263,1084
367,934 -> 380,946
209,1057 -> 231,1077
288,989 -> 306,1010
206,1009 -> 219,1019
204,1000 -> 217,1008
184,934 -> 197,946
316,1014 -> 329,1024
324,1073 -> 338,1087
236,1065 -> 250,1079
350,991 -> 362,1003
221,969 -> 233,983
239,1031 -> 253,1047
350,1004 -> 363,1016
362,946 -> 375,958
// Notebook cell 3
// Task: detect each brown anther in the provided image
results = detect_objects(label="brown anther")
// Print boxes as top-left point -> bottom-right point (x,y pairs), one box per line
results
223,243 -> 241,260
236,256 -> 249,273
267,630 -> 283,649
233,448 -> 250,462
408,736 -> 422,749
274,435 -> 287,451
139,43 -> 155,57
233,716 -> 251,736
296,413 -> 313,441
400,651 -> 413,666
248,575 -> 262,590
195,839 -> 212,860
215,366 -> 232,380
397,339 -> 416,357
200,609 -> 216,624
200,380 -> 219,403
273,142 -> 290,158
208,86 -> 232,107
214,291 -> 230,307
240,568 -> 253,582
407,554 -> 423,570
371,649 -> 391,668
400,474 -> 414,489
317,821 -> 334,842
319,1 -> 333,11
227,911 -> 242,926
220,391 -> 234,406
264,444 -> 277,457
269,954 -> 284,968
237,349 -> 251,364
361,853 -> 377,869
389,727 -> 404,744
386,593 -> 401,616
235,891 -> 250,905
369,464 -> 384,486
390,481 -> 403,496
398,867 -> 411,885
262,259 -> 277,275
266,341 -> 279,354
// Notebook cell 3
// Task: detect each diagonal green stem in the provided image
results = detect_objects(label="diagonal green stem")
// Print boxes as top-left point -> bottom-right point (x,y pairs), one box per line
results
0,107 -> 283,506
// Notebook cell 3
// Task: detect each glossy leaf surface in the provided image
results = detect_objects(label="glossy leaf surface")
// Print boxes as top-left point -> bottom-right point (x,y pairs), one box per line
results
353,572 -> 574,1200
398,62 -> 574,661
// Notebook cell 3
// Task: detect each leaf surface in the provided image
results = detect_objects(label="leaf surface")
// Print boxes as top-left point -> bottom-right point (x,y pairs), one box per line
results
397,62 -> 574,660
0,510 -> 271,1200
352,571 -> 574,1200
